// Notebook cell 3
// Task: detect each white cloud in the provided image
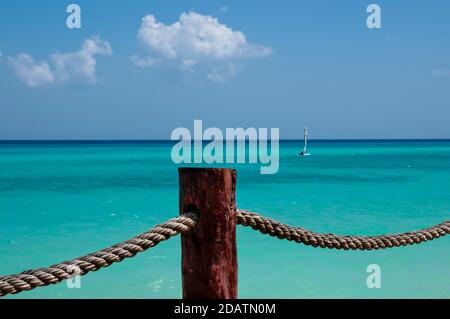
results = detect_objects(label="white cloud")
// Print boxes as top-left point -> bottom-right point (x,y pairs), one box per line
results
137,12 -> 271,59
432,69 -> 450,77
7,36 -> 112,88
219,6 -> 229,14
133,12 -> 271,81
130,54 -> 158,67
207,63 -> 237,82
179,59 -> 197,73
7,54 -> 54,87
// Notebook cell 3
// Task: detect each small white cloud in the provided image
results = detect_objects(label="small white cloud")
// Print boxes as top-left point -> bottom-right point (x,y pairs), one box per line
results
432,69 -> 450,77
219,6 -> 229,14
130,54 -> 158,67
207,63 -> 237,82
179,59 -> 197,73
133,11 -> 271,81
7,36 -> 112,88
7,54 -> 54,87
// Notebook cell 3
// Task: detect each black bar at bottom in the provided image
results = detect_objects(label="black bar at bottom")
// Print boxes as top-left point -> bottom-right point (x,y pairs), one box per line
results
0,299 -> 448,318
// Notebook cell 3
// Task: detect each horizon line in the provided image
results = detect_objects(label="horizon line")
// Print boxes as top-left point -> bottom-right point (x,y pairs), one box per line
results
1,138 -> 450,143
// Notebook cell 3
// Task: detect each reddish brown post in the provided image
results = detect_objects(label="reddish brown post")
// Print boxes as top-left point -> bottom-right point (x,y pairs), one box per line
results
179,167 -> 237,299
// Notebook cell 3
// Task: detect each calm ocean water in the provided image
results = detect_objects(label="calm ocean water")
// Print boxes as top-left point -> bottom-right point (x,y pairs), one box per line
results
0,141 -> 449,298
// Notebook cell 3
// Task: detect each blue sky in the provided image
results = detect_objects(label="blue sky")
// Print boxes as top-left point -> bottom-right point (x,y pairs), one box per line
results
0,0 -> 450,139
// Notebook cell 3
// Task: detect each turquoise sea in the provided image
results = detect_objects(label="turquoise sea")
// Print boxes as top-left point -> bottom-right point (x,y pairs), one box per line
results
0,141 -> 449,298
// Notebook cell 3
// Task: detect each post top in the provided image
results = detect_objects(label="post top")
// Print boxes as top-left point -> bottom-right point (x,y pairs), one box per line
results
178,167 -> 236,173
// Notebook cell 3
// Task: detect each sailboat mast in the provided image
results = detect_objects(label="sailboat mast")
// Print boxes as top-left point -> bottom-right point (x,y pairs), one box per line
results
303,127 -> 308,152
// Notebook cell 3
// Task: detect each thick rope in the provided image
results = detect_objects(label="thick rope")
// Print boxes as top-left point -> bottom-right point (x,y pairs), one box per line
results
0,213 -> 199,297
236,209 -> 450,250
1,210 -> 449,297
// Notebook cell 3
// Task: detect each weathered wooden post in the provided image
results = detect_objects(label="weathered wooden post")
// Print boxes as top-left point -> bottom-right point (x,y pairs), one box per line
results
179,168 -> 237,299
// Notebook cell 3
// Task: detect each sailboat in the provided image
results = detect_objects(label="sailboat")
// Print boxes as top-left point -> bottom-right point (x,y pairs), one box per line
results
298,127 -> 311,156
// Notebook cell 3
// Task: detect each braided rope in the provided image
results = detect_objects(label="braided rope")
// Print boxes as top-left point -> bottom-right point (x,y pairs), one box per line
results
1,210 -> 449,297
0,213 -> 199,297
236,209 -> 450,250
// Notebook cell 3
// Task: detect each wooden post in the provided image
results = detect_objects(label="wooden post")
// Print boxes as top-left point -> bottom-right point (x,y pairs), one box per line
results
179,168 -> 237,299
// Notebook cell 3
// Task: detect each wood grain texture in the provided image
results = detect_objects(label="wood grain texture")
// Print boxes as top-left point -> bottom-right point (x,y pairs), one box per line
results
179,168 -> 237,299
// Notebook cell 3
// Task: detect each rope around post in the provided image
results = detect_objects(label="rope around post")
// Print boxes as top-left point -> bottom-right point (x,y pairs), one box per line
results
1,209 -> 449,297
236,209 -> 450,250
0,213 -> 199,297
